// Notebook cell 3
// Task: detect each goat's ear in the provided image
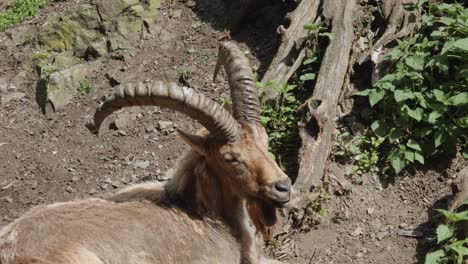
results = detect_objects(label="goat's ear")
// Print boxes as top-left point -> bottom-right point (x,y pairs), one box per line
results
176,129 -> 209,156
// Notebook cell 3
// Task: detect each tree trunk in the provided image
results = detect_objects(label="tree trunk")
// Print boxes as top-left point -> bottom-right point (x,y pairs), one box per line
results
293,0 -> 356,192
260,0 -> 320,100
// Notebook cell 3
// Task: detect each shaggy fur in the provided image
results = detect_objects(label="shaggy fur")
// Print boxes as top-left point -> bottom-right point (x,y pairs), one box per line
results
0,123 -> 287,264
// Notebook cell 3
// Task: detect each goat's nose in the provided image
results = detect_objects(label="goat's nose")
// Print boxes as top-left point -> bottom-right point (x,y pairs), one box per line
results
272,178 -> 291,202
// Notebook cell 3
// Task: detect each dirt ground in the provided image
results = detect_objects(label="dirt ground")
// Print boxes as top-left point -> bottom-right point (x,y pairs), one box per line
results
0,0 -> 465,263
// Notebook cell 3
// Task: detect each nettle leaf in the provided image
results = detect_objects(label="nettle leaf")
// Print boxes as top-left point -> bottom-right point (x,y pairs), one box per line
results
424,249 -> 446,264
455,116 -> 468,128
446,239 -> 468,263
353,89 -> 371,96
402,105 -> 424,121
371,120 -> 388,138
386,48 -> 404,61
388,128 -> 402,143
405,151 -> 415,162
303,56 -> 317,65
433,90 -> 448,104
300,73 -> 316,81
369,89 -> 385,107
415,151 -> 424,164
407,139 -> 422,151
428,110 -> 443,124
435,209 -> 468,222
436,224 -> 454,244
434,130 -> 447,148
391,157 -> 406,174
447,92 -> 467,106
394,89 -> 415,102
452,38 -> 468,52
405,56 -> 425,70
438,16 -> 456,26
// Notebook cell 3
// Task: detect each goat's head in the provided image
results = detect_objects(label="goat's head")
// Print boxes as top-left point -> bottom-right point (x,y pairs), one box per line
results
92,41 -> 291,237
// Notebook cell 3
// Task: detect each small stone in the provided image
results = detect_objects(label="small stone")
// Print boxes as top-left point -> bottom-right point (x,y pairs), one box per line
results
71,176 -> 80,182
4,197 -> 13,203
377,231 -> 389,241
367,207 -> 375,215
66,186 -> 74,193
356,252 -> 364,258
157,120 -> 173,130
397,229 -> 424,238
30,180 -> 38,190
101,184 -> 109,190
145,124 -> 155,133
89,189 -> 97,195
117,130 -> 127,136
135,160 -> 150,169
351,227 -> 363,237
111,180 -> 121,188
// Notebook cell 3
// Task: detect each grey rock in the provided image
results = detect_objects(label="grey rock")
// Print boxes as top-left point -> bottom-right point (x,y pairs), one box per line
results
114,112 -> 138,129
135,160 -> 150,169
46,61 -> 100,109
397,229 -> 424,238
111,180 -> 121,188
66,186 -> 75,193
157,120 -> 173,131
351,227 -> 363,237
376,231 -> 389,241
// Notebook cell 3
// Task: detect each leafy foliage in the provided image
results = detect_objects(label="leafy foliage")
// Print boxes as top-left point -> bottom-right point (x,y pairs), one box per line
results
77,79 -> 92,96
256,22 -> 330,174
355,1 -> 468,174
425,202 -> 468,264
0,0 -> 48,32
333,131 -> 383,176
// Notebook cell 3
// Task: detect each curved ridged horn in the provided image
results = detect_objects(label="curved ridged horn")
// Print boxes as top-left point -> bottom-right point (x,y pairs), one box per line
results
93,81 -> 240,142
214,41 -> 261,124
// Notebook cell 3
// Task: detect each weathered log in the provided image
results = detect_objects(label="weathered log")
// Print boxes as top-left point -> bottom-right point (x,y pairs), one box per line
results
293,0 -> 356,192
260,0 -> 320,99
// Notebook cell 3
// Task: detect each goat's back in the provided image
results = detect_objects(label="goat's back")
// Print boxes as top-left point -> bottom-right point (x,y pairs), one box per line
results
0,199 -> 240,264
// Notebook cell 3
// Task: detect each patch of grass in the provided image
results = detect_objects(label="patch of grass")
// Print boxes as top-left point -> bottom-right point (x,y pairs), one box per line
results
40,64 -> 56,76
0,0 -> 48,32
32,51 -> 49,60
354,1 -> 468,175
77,79 -> 92,96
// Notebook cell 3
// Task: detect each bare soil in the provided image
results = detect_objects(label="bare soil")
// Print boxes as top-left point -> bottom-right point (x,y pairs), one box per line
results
0,0 -> 465,263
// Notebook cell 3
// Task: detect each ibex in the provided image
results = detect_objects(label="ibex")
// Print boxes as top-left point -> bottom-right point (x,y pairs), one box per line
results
0,42 -> 291,264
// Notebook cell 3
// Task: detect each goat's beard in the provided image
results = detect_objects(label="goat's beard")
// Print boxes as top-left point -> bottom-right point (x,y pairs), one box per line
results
246,199 -> 277,241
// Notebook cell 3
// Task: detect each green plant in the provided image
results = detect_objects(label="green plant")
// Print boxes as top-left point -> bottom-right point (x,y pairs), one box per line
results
40,64 -> 56,76
32,51 -> 49,60
355,1 -> 468,174
256,22 -> 329,174
425,201 -> 468,264
0,0 -> 48,32
77,79 -> 92,96
333,131 -> 383,176
306,187 -> 331,218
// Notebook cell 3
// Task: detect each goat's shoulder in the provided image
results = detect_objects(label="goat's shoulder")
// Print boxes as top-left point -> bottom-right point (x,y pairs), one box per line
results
105,182 -> 166,203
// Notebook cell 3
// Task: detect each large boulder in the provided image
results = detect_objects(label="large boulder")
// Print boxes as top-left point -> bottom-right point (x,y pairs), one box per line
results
46,61 -> 101,109
33,0 -> 161,109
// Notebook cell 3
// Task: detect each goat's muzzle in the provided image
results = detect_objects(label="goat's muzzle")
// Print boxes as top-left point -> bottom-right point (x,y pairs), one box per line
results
260,178 -> 292,205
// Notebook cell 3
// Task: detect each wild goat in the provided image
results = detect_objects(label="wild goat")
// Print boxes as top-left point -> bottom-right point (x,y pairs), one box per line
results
0,42 -> 291,264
